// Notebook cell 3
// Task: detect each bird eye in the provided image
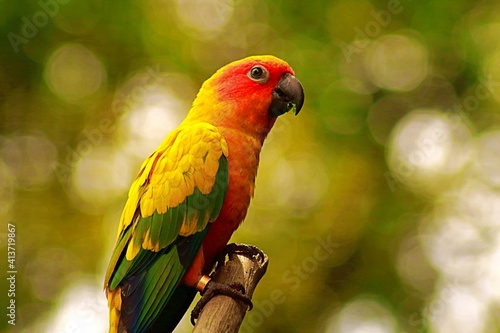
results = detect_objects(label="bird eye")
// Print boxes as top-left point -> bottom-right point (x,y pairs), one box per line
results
248,65 -> 269,83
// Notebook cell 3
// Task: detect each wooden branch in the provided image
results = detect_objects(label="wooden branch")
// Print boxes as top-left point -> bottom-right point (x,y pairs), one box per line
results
193,243 -> 269,333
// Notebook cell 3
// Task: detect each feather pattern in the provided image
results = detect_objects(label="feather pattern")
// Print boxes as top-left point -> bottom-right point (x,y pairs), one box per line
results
104,123 -> 229,333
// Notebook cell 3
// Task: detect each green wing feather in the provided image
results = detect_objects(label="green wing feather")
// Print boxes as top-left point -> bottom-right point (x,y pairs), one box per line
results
104,123 -> 229,333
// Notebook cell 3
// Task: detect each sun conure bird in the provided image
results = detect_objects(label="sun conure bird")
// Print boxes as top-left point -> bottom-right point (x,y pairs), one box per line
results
104,55 -> 304,333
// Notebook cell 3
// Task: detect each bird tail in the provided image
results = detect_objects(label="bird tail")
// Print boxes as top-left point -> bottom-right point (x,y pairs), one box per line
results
145,284 -> 197,333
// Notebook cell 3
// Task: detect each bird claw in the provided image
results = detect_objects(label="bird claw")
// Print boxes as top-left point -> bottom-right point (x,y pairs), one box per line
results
191,244 -> 263,324
215,243 -> 266,270
190,280 -> 253,325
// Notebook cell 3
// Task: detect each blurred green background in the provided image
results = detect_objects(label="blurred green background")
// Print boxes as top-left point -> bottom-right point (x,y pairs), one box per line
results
1,0 -> 500,332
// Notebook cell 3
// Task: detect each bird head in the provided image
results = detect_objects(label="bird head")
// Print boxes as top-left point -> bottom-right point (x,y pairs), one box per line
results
185,55 -> 305,137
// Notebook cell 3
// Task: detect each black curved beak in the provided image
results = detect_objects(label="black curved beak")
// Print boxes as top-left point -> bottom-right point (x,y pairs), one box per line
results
268,73 -> 305,117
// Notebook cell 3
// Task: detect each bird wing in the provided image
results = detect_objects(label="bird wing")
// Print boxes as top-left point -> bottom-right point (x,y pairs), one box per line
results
104,122 -> 229,333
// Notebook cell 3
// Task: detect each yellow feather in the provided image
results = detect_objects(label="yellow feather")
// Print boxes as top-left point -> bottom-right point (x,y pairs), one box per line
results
183,172 -> 195,192
193,168 -> 205,188
170,138 -> 184,160
205,152 -> 220,177
125,236 -> 140,261
144,185 -> 154,199
165,156 -> 176,171
168,186 -> 185,207
193,156 -> 203,170
190,142 -> 206,158
150,168 -> 165,186
179,210 -> 199,236
142,228 -> 160,251
160,182 -> 171,199
107,287 -> 122,333
199,175 -> 215,194
114,123 -> 230,263
202,132 -> 213,142
178,155 -> 191,172
142,228 -> 152,249
221,139 -> 228,156
140,196 -> 155,218
155,194 -> 168,215
170,171 -> 183,188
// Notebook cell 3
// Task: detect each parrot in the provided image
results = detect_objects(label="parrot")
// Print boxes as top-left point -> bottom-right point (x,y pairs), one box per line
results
104,55 -> 304,333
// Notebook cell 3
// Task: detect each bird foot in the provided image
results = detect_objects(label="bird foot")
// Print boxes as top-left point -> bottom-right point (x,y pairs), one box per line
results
191,244 -> 264,324
190,279 -> 252,324
215,243 -> 266,271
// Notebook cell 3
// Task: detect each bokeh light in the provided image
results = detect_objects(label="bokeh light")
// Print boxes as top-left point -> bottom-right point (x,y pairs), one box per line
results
71,146 -> 133,214
325,296 -> 398,333
44,43 -> 107,104
118,88 -> 185,160
387,109 -> 473,192
174,0 -> 235,39
475,131 -> 500,187
26,279 -> 108,333
366,34 -> 429,92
